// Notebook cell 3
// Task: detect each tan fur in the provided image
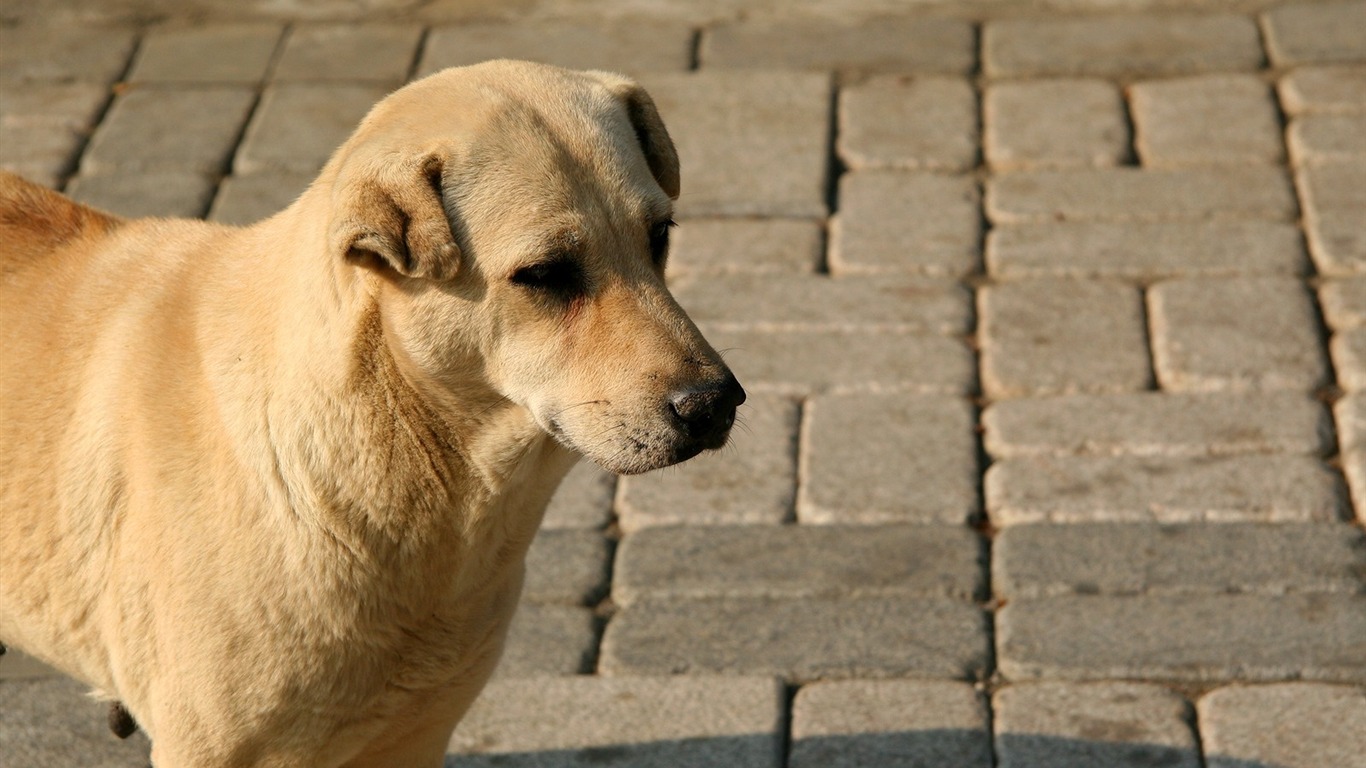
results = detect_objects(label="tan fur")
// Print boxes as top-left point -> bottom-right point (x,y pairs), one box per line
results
0,61 -> 740,767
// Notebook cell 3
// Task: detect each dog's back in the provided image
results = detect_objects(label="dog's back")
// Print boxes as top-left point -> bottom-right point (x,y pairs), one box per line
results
0,172 -> 121,272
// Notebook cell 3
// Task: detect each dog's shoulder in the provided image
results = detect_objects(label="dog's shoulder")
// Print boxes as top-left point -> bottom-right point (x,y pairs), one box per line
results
0,172 -> 122,273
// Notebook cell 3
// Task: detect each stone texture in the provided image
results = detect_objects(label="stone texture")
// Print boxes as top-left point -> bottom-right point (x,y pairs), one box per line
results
234,84 -> 387,175
1263,1 -> 1366,65
1280,66 -> 1366,115
1290,113 -> 1366,165
700,328 -> 974,396
419,21 -> 694,76
994,682 -> 1200,768
129,23 -> 283,83
1199,683 -> 1366,768
495,603 -> 597,677
1331,327 -> 1366,390
207,173 -> 313,225
669,274 -> 970,334
790,681 -> 992,768
1307,208 -> 1366,275
1149,277 -> 1329,393
986,220 -> 1308,279
993,523 -> 1366,599
0,677 -> 152,766
701,17 -> 975,74
0,648 -> 60,680
66,171 -> 216,218
986,167 -> 1297,224
1335,392 -> 1366,453
600,596 -> 988,681
0,25 -> 136,83
983,392 -> 1333,459
274,23 -> 420,82
984,78 -> 1129,170
1130,74 -> 1284,167
998,594 -> 1366,682
1344,451 -> 1366,523
799,395 -> 979,525
614,525 -> 985,605
1296,161 -> 1366,210
979,279 -> 1152,398
616,395 -> 797,530
81,86 -> 257,174
983,14 -> 1263,77
541,461 -> 615,530
642,71 -> 830,218
523,528 -> 610,606
0,81 -> 110,186
448,677 -> 784,767
667,218 -> 822,275
830,171 -> 981,276
985,455 -> 1347,525
838,76 -> 977,172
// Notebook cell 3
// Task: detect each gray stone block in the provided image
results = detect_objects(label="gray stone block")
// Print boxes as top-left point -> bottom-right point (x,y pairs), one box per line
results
984,78 -> 1129,170
448,676 -> 784,767
1307,207 -> 1366,275
993,522 -> 1366,599
614,524 -> 985,605
1296,161 -> 1366,210
600,596 -> 988,681
523,528 -> 609,606
979,279 -> 1152,398
0,677 -> 152,767
838,76 -> 978,172
985,455 -> 1347,525
800,395 -> 979,525
1344,451 -> 1366,523
998,594 -> 1366,683
1335,393 -> 1366,452
1198,683 -> 1366,768
830,171 -> 982,276
234,84 -> 388,175
419,21 -> 694,76
208,173 -> 313,225
495,603 -> 597,677
983,14 -> 1263,77
1290,113 -> 1366,165
274,23 -> 421,82
0,81 -> 111,186
616,395 -> 797,530
66,171 -> 216,218
1280,66 -> 1366,114
1130,74 -> 1284,167
670,274 -> 970,334
986,167 -> 1297,224
1149,277 -> 1329,393
791,681 -> 992,768
541,461 -> 615,531
701,17 -> 975,74
0,25 -> 136,83
700,328 -> 975,396
986,220 -> 1308,279
0,648 -> 60,680
982,392 -> 1333,458
994,682 -> 1200,768
81,86 -> 257,175
129,23 -> 283,83
667,218 -> 822,275
1262,1 -> 1366,65
1331,327 -> 1366,390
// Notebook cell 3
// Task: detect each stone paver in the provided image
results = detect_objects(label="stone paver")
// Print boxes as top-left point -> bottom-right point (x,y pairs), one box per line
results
829,171 -> 982,276
986,219 -> 1308,279
419,21 -> 694,76
0,25 -> 136,83
81,86 -> 257,175
799,395 -> 978,525
66,171 -> 216,218
1262,1 -> 1366,65
234,84 -> 388,175
0,81 -> 111,186
0,649 -> 60,680
701,17 -> 975,74
983,392 -> 1332,458
983,79 -> 1129,171
1335,392 -> 1366,452
0,677 -> 152,766
448,677 -> 784,767
1298,162 -> 1366,274
667,218 -> 822,275
1149,277 -> 1329,393
523,529 -> 609,606
496,603 -> 597,677
274,23 -> 421,82
1198,683 -> 1366,768
979,279 -> 1152,398
985,455 -> 1346,524
984,14 -> 1263,77
986,167 -> 1297,224
1296,161 -> 1366,210
614,525 -> 984,605
1289,113 -> 1366,165
207,172 -> 313,225
616,394 -> 797,530
1130,74 -> 1284,167
838,76 -> 977,172
541,462 -> 615,530
1330,327 -> 1366,390
998,594 -> 1366,682
994,522 -> 1366,599
1280,66 -> 1366,114
601,596 -> 988,681
790,681 -> 991,768
994,682 -> 1200,768
129,23 -> 283,83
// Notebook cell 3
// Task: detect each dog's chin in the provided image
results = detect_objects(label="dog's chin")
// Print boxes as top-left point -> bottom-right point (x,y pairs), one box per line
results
557,427 -> 732,476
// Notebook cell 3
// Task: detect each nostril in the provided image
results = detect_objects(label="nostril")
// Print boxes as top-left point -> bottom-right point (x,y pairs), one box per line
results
668,388 -> 711,426
668,374 -> 746,439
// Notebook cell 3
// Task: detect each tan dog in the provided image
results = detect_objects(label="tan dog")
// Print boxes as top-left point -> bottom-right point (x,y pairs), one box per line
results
0,60 -> 744,767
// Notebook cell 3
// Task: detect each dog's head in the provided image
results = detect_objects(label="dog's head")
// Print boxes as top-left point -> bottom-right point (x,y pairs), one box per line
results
324,61 -> 743,475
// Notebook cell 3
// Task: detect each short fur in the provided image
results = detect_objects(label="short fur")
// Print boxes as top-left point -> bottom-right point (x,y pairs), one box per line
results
0,61 -> 740,767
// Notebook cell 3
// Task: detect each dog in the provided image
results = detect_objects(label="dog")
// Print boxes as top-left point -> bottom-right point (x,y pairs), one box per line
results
0,60 -> 744,767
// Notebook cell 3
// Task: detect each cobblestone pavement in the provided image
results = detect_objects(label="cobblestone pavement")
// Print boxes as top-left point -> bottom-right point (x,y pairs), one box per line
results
3,1 -> 1366,766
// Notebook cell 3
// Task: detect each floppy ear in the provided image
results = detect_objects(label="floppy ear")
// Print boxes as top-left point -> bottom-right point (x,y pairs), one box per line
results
329,153 -> 461,281
594,73 -> 680,200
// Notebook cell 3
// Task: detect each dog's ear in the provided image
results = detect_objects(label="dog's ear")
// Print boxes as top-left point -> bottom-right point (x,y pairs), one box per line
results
329,153 -> 461,281
594,73 -> 680,200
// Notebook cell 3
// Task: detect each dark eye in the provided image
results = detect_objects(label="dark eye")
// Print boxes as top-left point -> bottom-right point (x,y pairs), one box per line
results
649,219 -> 676,268
510,258 -> 584,299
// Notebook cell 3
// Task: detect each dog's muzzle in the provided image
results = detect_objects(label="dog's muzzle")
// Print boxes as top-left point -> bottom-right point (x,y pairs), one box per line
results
666,373 -> 746,460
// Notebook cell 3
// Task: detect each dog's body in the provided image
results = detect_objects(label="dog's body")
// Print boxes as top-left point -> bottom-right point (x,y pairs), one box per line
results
0,61 -> 742,767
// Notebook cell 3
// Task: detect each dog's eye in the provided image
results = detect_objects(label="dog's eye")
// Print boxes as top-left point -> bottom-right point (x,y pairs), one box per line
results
510,258 -> 583,298
649,219 -> 675,268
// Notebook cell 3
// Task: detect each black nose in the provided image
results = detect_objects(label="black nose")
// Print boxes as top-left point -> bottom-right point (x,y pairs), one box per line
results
668,374 -> 747,448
